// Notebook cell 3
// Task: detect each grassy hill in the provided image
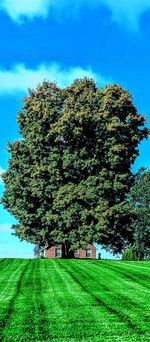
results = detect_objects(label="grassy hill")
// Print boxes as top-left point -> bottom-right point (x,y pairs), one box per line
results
0,259 -> 150,341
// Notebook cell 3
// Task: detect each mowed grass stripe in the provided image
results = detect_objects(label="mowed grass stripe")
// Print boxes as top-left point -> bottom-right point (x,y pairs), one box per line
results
0,259 -> 150,342
0,259 -> 12,269
38,259 -> 100,340
2,259 -> 51,341
98,261 -> 150,289
42,260 -> 150,340
48,260 -> 126,340
90,260 -> 150,324
31,259 -> 126,340
0,259 -> 29,303
77,260 -> 150,311
0,259 -> 30,336
58,260 -> 144,338
74,261 -> 150,325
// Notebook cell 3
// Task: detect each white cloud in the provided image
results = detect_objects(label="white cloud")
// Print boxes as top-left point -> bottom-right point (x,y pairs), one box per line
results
0,0 -> 150,28
99,0 -> 150,29
0,223 -> 11,232
0,0 -> 52,21
0,63 -> 111,94
0,166 -> 5,175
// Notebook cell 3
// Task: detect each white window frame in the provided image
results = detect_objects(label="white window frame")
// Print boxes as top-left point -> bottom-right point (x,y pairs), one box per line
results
86,249 -> 92,258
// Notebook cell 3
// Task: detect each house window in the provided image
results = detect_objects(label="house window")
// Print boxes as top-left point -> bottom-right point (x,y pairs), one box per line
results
86,249 -> 92,258
74,249 -> 79,254
55,248 -> 62,258
40,250 -> 44,258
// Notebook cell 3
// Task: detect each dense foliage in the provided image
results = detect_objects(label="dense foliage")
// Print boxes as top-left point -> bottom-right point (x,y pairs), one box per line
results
129,169 -> 150,260
1,79 -> 149,255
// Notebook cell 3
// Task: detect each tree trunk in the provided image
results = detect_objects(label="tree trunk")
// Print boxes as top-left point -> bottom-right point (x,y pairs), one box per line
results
62,243 -> 74,258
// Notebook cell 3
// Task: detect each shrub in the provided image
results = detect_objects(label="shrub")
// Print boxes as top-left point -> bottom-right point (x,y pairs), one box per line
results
122,247 -> 136,260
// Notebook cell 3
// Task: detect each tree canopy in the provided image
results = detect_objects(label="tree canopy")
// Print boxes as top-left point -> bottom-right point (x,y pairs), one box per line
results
129,168 -> 150,260
1,79 -> 149,256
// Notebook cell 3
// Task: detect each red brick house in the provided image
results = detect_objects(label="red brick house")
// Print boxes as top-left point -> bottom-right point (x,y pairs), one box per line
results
40,243 -> 97,259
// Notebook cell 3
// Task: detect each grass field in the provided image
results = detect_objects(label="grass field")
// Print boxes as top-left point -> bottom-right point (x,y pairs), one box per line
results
0,259 -> 150,342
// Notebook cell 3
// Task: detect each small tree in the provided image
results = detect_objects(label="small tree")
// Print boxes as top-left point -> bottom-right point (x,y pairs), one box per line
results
122,247 -> 136,260
129,169 -> 150,260
1,79 -> 149,257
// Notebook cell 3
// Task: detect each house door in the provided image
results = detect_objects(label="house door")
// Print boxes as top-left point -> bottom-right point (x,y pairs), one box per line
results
55,248 -> 62,258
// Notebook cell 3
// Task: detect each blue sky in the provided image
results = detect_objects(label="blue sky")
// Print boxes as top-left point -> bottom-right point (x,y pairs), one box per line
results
0,0 -> 150,258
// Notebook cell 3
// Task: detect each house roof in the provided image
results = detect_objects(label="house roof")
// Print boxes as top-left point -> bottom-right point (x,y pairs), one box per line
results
40,243 -> 98,251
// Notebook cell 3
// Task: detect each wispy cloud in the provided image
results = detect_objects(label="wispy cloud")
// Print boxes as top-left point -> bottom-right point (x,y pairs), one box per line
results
0,0 -> 150,29
0,223 -> 11,232
0,63 -> 111,94
100,0 -> 150,29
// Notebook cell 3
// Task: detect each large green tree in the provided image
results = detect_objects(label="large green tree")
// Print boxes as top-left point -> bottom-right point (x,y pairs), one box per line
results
129,169 -> 150,260
1,79 -> 149,256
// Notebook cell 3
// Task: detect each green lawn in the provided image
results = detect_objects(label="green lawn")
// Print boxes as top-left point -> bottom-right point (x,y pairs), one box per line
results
0,259 -> 150,341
